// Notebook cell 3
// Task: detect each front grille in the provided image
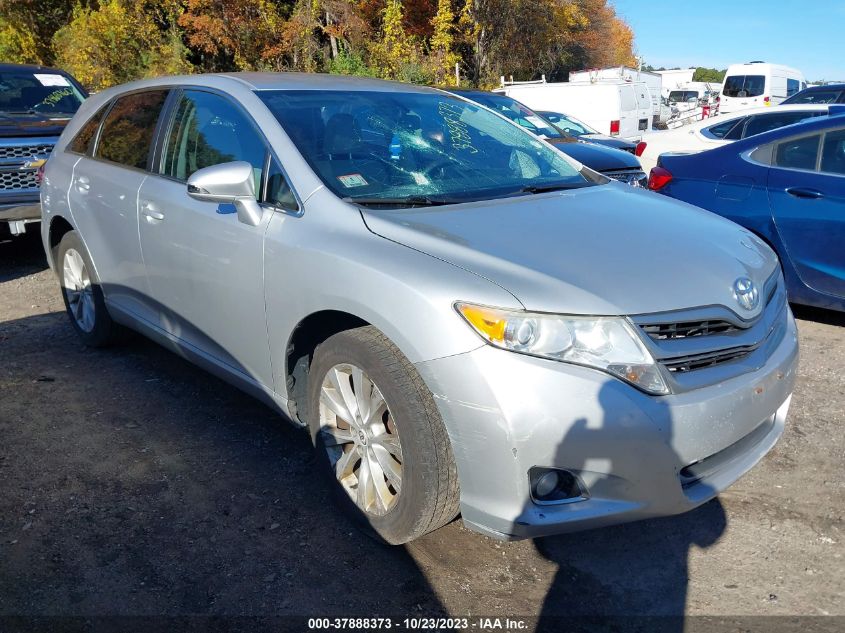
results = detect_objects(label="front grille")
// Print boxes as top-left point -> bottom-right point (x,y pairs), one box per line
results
0,170 -> 38,190
602,169 -> 647,187
663,346 -> 754,373
0,144 -> 53,159
642,319 -> 741,341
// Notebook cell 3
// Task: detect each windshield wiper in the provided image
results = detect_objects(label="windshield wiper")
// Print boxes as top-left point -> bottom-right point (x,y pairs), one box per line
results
343,195 -> 459,207
518,182 -> 589,194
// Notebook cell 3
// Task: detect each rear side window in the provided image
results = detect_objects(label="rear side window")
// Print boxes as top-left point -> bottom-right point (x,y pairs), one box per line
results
743,111 -> 823,138
95,90 -> 169,169
68,104 -> 108,155
723,75 -> 765,98
820,129 -> 845,176
774,134 -> 821,171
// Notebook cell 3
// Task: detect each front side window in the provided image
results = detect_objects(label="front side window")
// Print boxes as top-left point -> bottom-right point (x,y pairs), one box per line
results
743,111 -> 824,138
774,134 -> 821,171
787,79 -> 800,97
258,90 -> 589,206
95,90 -> 169,169
723,75 -> 765,98
68,104 -> 109,155
820,129 -> 845,176
161,90 -> 266,195
264,158 -> 298,210
0,70 -> 85,117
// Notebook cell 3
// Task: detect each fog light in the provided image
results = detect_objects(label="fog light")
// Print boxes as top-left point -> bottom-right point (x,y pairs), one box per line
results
534,471 -> 559,498
529,467 -> 585,504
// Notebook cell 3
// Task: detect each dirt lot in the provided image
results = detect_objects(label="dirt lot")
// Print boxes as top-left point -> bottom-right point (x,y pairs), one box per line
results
1,230 -> 843,629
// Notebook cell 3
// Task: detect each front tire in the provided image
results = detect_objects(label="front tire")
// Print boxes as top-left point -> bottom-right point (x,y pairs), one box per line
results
307,326 -> 460,544
56,230 -> 123,347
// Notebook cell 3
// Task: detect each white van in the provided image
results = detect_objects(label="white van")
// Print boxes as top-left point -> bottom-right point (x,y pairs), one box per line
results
568,67 -> 663,119
720,62 -> 806,114
497,80 -> 652,141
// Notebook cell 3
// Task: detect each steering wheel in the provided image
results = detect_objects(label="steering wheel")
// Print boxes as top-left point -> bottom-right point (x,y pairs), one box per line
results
420,158 -> 463,180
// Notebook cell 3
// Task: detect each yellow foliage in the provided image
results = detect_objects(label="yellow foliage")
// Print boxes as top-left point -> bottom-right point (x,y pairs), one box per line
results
0,18 -> 41,64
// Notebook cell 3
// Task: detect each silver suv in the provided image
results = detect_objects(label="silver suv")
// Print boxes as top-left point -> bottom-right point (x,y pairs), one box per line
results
41,74 -> 799,543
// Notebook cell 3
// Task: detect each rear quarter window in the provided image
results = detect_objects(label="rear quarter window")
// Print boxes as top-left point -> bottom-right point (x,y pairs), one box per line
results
68,104 -> 109,155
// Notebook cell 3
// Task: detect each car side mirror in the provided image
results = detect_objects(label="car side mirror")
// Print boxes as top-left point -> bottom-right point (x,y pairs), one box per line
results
186,161 -> 264,227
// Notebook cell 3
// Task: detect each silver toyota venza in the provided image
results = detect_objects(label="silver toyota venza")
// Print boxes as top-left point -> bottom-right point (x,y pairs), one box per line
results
41,73 -> 798,543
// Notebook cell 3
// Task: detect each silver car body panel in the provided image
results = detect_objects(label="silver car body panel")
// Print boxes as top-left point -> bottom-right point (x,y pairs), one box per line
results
41,72 -> 799,540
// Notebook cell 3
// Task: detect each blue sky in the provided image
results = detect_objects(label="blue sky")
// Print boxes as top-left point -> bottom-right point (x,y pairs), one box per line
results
611,0 -> 845,81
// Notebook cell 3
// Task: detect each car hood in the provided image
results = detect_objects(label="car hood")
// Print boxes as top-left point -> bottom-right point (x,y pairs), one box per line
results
0,112 -> 71,138
580,134 -> 637,152
361,183 -> 777,316
547,137 -> 641,171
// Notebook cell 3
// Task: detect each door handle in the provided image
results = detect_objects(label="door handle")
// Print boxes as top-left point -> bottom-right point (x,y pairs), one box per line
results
76,176 -> 89,193
785,187 -> 824,200
140,201 -> 165,221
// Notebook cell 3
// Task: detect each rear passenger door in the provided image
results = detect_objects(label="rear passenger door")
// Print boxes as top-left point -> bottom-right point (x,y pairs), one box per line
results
68,89 -> 169,322
138,88 -> 294,389
768,128 -> 845,299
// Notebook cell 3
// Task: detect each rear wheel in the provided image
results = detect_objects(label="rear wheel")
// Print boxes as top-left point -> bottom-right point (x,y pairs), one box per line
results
57,230 -> 124,347
307,326 -> 460,544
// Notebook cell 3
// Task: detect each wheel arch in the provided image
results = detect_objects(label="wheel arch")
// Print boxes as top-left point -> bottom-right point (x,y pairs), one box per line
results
47,215 -> 76,271
284,309 -> 371,424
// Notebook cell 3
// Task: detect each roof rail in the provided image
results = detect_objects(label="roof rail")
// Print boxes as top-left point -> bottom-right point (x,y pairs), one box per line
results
500,74 -> 547,87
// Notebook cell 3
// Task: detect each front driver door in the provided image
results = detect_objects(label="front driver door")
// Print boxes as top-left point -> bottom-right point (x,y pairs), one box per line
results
138,89 -> 274,388
768,128 -> 845,299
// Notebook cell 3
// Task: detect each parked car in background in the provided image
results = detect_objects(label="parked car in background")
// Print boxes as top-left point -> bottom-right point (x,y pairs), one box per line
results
649,113 -> 845,312
537,110 -> 638,154
719,62 -> 806,114
451,90 -> 645,186
497,80 -> 652,141
782,83 -> 845,105
43,73 -> 797,544
0,63 -> 86,238
638,104 -> 832,173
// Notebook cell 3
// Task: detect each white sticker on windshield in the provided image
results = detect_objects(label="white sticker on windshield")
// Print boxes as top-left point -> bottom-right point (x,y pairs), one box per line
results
337,173 -> 368,188
34,74 -> 70,87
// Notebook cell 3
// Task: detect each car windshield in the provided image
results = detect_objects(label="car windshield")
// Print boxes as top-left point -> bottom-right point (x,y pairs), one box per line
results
723,75 -> 765,98
540,112 -> 597,136
668,90 -> 699,102
782,90 -> 842,105
456,93 -> 567,140
258,90 -> 591,206
0,70 -> 84,116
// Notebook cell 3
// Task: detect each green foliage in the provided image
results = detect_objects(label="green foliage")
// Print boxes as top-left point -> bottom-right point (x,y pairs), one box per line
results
328,49 -> 377,77
693,67 -> 726,83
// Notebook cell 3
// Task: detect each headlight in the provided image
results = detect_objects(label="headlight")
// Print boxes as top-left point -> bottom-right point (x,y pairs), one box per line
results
456,303 -> 669,395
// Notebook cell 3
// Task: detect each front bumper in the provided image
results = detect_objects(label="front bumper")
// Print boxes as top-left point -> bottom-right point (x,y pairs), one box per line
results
0,197 -> 41,223
415,309 -> 799,540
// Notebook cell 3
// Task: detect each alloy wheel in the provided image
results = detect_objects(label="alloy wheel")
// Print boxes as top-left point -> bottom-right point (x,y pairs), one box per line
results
62,248 -> 95,333
318,363 -> 403,516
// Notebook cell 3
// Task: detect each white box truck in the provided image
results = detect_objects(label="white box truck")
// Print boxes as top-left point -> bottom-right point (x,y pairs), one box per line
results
497,80 -> 652,141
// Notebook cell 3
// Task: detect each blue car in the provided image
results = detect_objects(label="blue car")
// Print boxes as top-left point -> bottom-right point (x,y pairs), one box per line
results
649,112 -> 845,312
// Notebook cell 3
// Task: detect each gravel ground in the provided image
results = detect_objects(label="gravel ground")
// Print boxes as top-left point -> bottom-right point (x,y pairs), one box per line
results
1,230 -> 843,628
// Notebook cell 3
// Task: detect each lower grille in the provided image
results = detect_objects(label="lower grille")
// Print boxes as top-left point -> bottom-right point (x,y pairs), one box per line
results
664,345 -> 754,373
0,170 -> 38,191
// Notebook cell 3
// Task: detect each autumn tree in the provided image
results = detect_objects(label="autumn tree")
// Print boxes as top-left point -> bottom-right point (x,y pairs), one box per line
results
429,0 -> 458,85
53,0 -> 192,90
